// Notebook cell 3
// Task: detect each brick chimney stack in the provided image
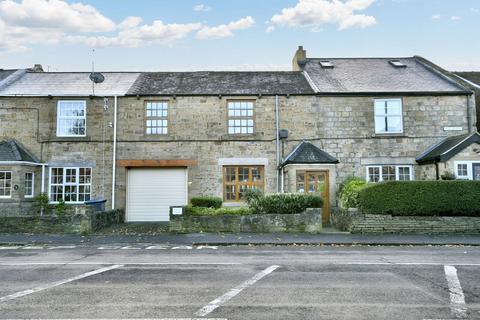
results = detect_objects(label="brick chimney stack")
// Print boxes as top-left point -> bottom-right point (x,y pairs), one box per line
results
33,64 -> 44,72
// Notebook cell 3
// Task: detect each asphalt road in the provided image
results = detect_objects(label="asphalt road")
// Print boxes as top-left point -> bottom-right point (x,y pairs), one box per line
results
0,245 -> 479,320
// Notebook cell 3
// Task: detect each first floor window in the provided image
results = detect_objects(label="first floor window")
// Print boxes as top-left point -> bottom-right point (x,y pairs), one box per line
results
146,101 -> 168,135
223,166 -> 264,201
374,98 -> 403,134
0,171 -> 12,198
57,101 -> 86,137
367,165 -> 413,182
24,172 -> 34,198
50,167 -> 92,203
228,101 -> 254,134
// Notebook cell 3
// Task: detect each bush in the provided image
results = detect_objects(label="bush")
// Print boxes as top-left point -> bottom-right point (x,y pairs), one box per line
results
190,196 -> 222,209
33,193 -> 52,215
246,193 -> 323,215
339,177 -> 369,209
358,181 -> 480,216
185,205 -> 251,216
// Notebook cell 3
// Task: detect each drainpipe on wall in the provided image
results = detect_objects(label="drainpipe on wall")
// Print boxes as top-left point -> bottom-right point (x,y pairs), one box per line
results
435,162 -> 440,180
275,95 -> 280,192
111,95 -> 118,210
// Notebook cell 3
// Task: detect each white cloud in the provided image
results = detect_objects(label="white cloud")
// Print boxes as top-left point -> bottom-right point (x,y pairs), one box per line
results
432,14 -> 441,20
0,0 -> 115,32
0,0 -> 253,51
266,25 -> 275,33
193,4 -> 211,12
270,0 -> 376,31
450,15 -> 461,21
196,16 -> 254,39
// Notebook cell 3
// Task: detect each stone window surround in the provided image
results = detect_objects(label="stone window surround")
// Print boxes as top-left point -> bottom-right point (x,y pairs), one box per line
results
366,165 -> 413,183
223,165 -> 264,202
48,167 -> 92,204
454,161 -> 480,180
24,172 -> 34,198
56,100 -> 87,138
374,98 -> 404,134
0,171 -> 12,198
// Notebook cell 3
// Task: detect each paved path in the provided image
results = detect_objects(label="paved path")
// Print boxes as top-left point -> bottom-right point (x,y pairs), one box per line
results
1,232 -> 479,247
0,246 -> 479,319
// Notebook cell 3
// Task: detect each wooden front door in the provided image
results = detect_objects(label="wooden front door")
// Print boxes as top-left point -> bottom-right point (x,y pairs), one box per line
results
296,171 -> 330,224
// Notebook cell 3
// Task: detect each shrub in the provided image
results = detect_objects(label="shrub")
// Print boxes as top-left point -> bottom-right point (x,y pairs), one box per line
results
339,177 -> 369,209
33,193 -> 52,215
185,206 -> 251,216
246,193 -> 323,215
358,181 -> 480,216
190,196 -> 222,209
243,188 -> 263,202
441,171 -> 456,180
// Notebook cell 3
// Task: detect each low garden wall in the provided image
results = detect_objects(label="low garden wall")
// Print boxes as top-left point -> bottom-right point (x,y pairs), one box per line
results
0,208 -> 124,234
169,208 -> 322,234
349,212 -> 480,234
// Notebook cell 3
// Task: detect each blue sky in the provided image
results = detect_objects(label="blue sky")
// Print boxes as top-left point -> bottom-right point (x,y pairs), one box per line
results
0,0 -> 479,71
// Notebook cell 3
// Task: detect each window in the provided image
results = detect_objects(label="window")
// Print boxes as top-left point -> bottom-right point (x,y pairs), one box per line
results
24,172 -> 34,198
57,101 -> 86,137
0,171 -> 12,198
146,101 -> 168,135
49,167 -> 92,203
223,166 -> 263,201
228,101 -> 254,134
456,163 -> 468,179
374,99 -> 403,134
366,165 -> 413,183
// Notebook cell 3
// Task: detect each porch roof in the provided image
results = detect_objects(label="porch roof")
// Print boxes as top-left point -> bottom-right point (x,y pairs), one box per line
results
416,132 -> 480,164
0,139 -> 40,163
282,141 -> 339,166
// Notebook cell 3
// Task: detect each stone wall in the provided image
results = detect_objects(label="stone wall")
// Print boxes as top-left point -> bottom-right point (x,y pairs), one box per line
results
169,208 -> 322,234
350,213 -> 480,234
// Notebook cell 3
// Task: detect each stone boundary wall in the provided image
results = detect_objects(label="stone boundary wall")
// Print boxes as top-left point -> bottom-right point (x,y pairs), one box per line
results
350,213 -> 480,234
0,208 -> 124,234
170,208 -> 322,234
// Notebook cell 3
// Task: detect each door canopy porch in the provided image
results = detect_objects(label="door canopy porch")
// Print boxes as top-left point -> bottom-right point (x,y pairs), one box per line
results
281,141 -> 339,167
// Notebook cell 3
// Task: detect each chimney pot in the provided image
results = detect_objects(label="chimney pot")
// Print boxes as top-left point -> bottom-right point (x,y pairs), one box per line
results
33,64 -> 44,72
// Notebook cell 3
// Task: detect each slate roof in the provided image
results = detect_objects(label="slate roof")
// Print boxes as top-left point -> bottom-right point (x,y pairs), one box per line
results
282,141 -> 339,166
416,132 -> 480,164
454,72 -> 480,88
0,139 -> 40,163
127,71 -> 315,96
303,57 -> 469,94
0,69 -> 17,82
0,71 -> 141,96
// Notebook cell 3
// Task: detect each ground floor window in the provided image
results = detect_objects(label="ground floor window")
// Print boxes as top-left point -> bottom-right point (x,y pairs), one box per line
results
454,161 -> 480,180
0,171 -> 12,198
366,165 -> 413,183
24,172 -> 34,198
223,166 -> 264,201
49,167 -> 92,203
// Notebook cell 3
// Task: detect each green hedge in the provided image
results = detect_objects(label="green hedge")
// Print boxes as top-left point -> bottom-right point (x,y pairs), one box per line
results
358,181 -> 480,216
190,196 -> 223,209
338,177 -> 369,209
185,205 -> 251,216
246,193 -> 323,215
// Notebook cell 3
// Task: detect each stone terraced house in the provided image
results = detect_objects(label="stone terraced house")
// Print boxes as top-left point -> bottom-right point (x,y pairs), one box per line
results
0,47 -> 478,224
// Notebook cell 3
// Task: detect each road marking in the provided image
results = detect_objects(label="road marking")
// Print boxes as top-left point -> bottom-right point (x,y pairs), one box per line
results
48,246 -> 77,250
97,246 -> 122,250
196,265 -> 280,317
146,245 -> 169,250
0,264 -> 123,303
5,318 -> 227,320
171,246 -> 193,250
0,246 -> 22,250
444,265 -> 467,319
120,246 -> 142,250
196,246 -> 218,250
22,246 -> 44,250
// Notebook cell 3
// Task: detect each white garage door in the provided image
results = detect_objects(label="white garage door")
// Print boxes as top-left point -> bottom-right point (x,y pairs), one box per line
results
127,168 -> 187,222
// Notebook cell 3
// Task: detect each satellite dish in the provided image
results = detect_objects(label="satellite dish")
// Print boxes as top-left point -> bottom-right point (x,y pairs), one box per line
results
89,72 -> 105,84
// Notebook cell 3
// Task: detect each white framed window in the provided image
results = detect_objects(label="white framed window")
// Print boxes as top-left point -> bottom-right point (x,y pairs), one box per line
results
228,101 -> 254,134
366,165 -> 413,183
24,172 -> 34,198
146,101 -> 168,135
0,171 -> 12,198
454,161 -> 480,180
57,101 -> 86,137
374,98 -> 403,134
49,167 -> 92,203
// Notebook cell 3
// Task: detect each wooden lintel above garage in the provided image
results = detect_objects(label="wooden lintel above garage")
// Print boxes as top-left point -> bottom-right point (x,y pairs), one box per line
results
117,159 -> 198,167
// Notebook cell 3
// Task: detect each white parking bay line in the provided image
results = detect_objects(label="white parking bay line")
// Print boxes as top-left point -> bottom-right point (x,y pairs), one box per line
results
0,264 -> 123,303
196,265 -> 280,317
444,265 -> 467,319
6,318 -> 227,320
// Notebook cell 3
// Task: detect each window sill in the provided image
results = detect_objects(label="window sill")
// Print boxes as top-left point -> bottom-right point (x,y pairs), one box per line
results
371,133 -> 406,138
49,136 -> 91,142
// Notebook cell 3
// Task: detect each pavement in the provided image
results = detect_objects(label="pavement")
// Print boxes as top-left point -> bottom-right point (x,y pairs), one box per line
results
0,232 -> 479,247
0,245 -> 479,319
